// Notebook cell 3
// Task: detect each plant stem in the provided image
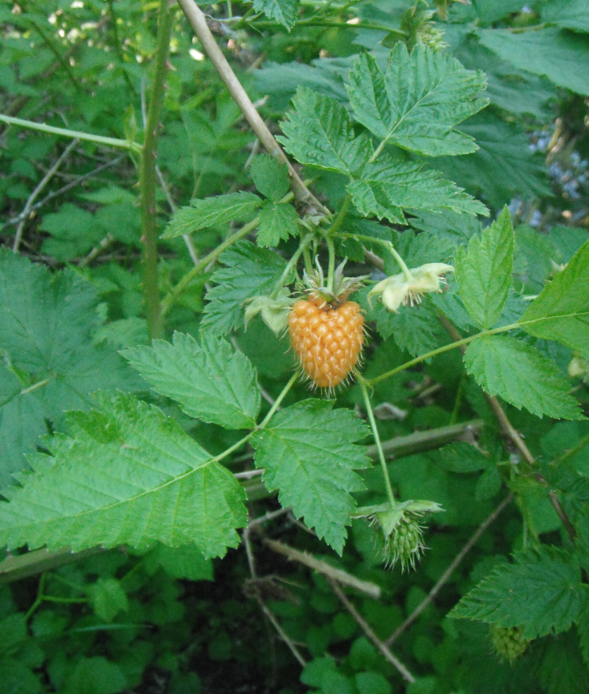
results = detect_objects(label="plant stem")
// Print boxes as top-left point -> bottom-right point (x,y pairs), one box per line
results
338,232 -> 412,280
325,234 -> 336,293
176,0 -> 329,214
140,0 -> 173,340
258,373 -> 298,428
271,235 -> 313,298
0,114 -> 142,153
160,216 -> 260,317
358,377 -> 396,508
368,322 -> 520,386
326,194 -> 351,236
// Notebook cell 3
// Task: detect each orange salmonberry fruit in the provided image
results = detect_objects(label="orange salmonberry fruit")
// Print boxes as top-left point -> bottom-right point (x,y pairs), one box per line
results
288,260 -> 367,389
289,297 -> 364,388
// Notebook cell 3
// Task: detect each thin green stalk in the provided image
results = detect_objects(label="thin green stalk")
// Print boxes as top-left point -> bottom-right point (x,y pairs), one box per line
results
29,19 -> 81,91
108,0 -> 136,95
326,194 -> 351,236
358,378 -> 396,508
0,114 -> 142,153
160,216 -> 260,317
554,433 -> 589,468
326,234 -> 336,293
258,373 -> 298,429
25,573 -> 47,621
369,322 -> 520,386
338,232 -> 412,280
303,245 -> 314,275
140,0 -> 174,340
271,235 -> 314,299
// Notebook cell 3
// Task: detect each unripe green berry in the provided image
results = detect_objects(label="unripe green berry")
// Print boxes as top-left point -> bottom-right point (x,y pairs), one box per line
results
490,625 -> 530,663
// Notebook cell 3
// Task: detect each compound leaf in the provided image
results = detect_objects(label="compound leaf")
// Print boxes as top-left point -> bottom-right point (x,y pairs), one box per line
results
450,546 -> 588,639
347,47 -> 488,157
0,251 -> 138,487
348,154 -> 488,225
122,332 -> 261,429
252,400 -> 370,554
464,335 -> 583,420
0,392 -> 247,557
455,207 -> 514,329
161,192 -> 262,239
479,27 -> 589,96
201,241 -> 287,335
278,87 -> 372,176
519,239 -> 589,354
257,201 -> 300,247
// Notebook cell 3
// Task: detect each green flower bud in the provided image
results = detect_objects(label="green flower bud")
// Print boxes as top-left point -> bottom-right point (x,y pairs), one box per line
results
490,625 -> 530,663
243,290 -> 294,337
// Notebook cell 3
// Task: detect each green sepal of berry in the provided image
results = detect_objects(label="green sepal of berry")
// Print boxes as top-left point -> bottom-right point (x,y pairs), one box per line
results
244,290 -> 295,337
490,625 -> 530,663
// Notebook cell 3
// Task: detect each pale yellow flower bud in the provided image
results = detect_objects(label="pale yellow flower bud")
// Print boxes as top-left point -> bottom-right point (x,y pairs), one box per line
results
368,263 -> 454,313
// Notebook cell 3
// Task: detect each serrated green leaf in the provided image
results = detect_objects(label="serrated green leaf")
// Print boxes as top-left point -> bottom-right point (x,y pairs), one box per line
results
146,543 -> 213,581
455,207 -> 514,329
347,46 -> 487,157
250,154 -> 290,201
536,631 -> 589,694
542,0 -> 589,33
201,241 -> 287,335
161,192 -> 262,239
253,0 -> 298,30
479,27 -> 589,96
0,392 -> 247,557
464,335 -> 583,420
437,442 -> 491,473
87,577 -> 128,623
348,154 -> 488,225
122,332 -> 261,429
257,201 -> 299,247
450,546 -> 588,639
0,251 -> 138,486
39,203 -> 104,261
252,400 -> 370,553
519,240 -> 589,354
278,87 -> 372,176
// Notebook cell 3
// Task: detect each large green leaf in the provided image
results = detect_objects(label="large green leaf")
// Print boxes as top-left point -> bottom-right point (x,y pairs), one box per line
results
278,87 -> 373,176
122,332 -> 261,430
455,207 -> 514,329
464,335 -> 583,420
519,240 -> 589,354
257,201 -> 299,247
542,0 -> 589,33
0,251 -> 138,487
450,547 -> 588,639
252,400 -> 370,554
478,27 -> 589,96
250,154 -> 290,202
348,155 -> 488,225
161,192 -> 262,240
347,46 -> 487,157
201,241 -> 287,335
0,392 -> 247,557
253,0 -> 298,30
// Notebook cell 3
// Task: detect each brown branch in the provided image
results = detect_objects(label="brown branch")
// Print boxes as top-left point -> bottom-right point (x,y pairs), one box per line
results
175,0 -> 329,215
328,579 -> 415,684
384,493 -> 514,647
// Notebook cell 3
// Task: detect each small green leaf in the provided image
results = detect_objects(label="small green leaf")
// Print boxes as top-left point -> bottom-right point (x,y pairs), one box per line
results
519,239 -> 589,354
347,47 -> 488,157
201,241 -> 287,335
450,546 -> 589,639
253,0 -> 298,30
479,27 -> 589,96
257,201 -> 299,247
161,192 -> 262,239
348,154 -> 488,225
278,87 -> 372,176
87,577 -> 129,623
455,207 -> 514,329
464,335 -> 583,420
252,400 -> 370,554
250,154 -> 290,201
123,332 -> 261,429
437,442 -> 490,473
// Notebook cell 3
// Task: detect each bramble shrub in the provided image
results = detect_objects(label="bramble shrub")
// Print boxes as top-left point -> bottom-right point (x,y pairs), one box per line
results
1,0 -> 589,692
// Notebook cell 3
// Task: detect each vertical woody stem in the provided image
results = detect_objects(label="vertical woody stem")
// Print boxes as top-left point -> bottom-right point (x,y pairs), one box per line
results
140,0 -> 173,340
